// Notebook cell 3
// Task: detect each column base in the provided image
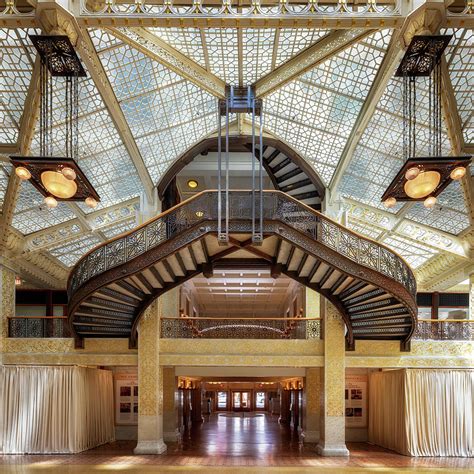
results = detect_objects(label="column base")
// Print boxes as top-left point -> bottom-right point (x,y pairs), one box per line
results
316,442 -> 349,457
163,429 -> 182,443
302,430 -> 320,443
134,440 -> 167,455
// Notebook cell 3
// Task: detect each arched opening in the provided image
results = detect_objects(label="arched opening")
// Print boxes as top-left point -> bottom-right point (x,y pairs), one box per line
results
157,135 -> 326,212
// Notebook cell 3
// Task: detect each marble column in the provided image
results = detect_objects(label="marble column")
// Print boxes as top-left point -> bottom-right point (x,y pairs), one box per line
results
134,299 -> 167,454
303,367 -> 321,443
316,299 -> 349,456
162,367 -> 180,442
0,263 -> 15,365
305,288 -> 320,338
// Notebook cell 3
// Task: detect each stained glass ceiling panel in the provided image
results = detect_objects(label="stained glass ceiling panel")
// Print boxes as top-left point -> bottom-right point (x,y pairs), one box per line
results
381,234 -> 438,269
96,34 -> 216,182
144,27 -> 332,86
0,28 -> 38,144
444,28 -> 473,144
48,234 -> 102,267
13,183 -> 76,234
0,162 -> 11,209
264,29 -> 392,185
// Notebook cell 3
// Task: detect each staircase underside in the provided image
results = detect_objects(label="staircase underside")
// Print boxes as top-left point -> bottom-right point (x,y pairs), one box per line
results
68,191 -> 417,348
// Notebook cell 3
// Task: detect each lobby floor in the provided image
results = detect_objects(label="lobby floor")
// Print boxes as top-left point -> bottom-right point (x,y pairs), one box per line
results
1,413 -> 473,473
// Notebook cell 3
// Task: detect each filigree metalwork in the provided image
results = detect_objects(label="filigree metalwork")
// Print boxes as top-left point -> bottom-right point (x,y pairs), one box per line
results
79,0 -> 401,17
413,320 -> 474,341
8,317 -> 72,338
68,191 -> 416,298
160,317 -> 321,340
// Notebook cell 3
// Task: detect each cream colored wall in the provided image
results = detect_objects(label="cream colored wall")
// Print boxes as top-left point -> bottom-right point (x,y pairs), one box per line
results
2,337 -> 474,368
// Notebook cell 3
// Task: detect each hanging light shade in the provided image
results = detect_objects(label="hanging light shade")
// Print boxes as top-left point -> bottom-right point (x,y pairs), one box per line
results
85,196 -> 98,209
450,166 -> 466,180
44,195 -> 58,209
424,196 -> 437,209
403,170 -> 441,199
15,166 -> 31,180
383,197 -> 397,209
41,170 -> 77,199
405,167 -> 420,181
61,166 -> 77,181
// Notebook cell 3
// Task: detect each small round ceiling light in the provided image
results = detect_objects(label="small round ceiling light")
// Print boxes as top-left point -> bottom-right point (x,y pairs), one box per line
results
85,196 -> 98,209
15,166 -> 31,180
450,166 -> 466,181
424,196 -> 437,209
41,170 -> 77,199
187,179 -> 199,189
44,195 -> 58,209
383,197 -> 397,209
404,170 -> 441,199
61,166 -> 77,181
405,167 -> 420,181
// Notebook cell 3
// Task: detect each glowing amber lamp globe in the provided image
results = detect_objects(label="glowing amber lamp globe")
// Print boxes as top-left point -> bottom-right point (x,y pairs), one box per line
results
41,170 -> 77,199
403,170 -> 441,199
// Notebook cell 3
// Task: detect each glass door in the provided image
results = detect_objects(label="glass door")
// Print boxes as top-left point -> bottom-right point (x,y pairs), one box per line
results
232,391 -> 251,411
217,391 -> 228,411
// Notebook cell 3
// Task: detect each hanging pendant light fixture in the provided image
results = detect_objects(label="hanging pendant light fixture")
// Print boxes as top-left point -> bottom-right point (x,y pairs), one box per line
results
9,35 -> 100,209
381,35 -> 471,209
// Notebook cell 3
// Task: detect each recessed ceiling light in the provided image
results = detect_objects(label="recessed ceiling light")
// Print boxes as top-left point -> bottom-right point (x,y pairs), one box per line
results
187,179 -> 199,189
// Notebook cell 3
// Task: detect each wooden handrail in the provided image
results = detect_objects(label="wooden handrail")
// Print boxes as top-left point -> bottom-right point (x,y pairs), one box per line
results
165,316 -> 322,321
418,319 -> 474,323
8,316 -> 68,319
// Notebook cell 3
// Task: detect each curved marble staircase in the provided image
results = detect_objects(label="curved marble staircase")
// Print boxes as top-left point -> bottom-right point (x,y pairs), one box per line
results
68,191 -> 417,348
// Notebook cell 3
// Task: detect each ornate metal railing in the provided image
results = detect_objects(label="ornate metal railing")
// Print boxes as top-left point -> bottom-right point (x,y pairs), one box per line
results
8,317 -> 72,338
160,317 -> 321,339
69,191 -> 416,298
80,0 -> 402,18
413,320 -> 474,341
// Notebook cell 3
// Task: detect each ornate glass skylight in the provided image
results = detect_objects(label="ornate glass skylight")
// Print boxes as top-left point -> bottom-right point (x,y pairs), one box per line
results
48,234 -> 102,267
264,29 -> 393,184
0,28 -> 38,143
444,28 -> 473,144
381,234 -> 438,269
13,183 -> 76,234
96,36 -> 216,182
0,162 -> 10,209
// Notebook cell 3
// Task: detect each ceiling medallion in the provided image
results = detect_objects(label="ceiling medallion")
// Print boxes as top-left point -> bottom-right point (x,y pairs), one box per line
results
382,35 -> 471,210
10,35 -> 99,210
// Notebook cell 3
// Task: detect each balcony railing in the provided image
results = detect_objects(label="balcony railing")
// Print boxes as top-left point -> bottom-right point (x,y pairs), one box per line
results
160,317 -> 321,339
413,320 -> 474,341
8,317 -> 72,338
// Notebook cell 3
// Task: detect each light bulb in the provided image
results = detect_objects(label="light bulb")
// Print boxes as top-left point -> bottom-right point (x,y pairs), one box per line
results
404,171 -> 441,199
424,196 -> 437,209
61,166 -> 77,181
15,166 -> 31,180
383,197 -> 397,209
187,179 -> 199,189
85,196 -> 98,209
44,196 -> 58,209
450,166 -> 466,181
405,167 -> 420,181
195,211 -> 204,217
41,171 -> 77,199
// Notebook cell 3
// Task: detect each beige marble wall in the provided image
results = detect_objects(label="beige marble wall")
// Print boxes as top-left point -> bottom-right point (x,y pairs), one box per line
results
304,367 -> 321,443
162,366 -> 180,442
0,264 -> 15,365
134,299 -> 166,454
470,273 -> 474,320
316,300 -> 349,456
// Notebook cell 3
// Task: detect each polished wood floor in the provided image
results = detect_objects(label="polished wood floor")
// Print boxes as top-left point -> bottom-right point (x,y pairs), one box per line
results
1,413 -> 473,473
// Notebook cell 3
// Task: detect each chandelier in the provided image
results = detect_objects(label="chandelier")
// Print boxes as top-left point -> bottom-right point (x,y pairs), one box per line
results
10,35 -> 100,210
381,35 -> 471,209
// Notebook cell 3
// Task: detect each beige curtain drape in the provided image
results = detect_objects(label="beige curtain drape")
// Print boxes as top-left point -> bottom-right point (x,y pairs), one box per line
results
0,366 -> 115,454
368,369 -> 474,457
